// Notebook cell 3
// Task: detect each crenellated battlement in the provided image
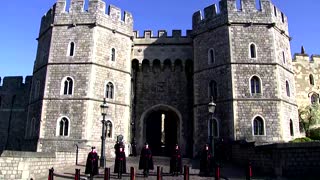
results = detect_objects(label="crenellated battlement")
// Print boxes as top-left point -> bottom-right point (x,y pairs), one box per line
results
133,30 -> 192,39
192,0 -> 288,35
293,54 -> 320,63
132,30 -> 193,45
38,0 -> 134,38
0,76 -> 32,90
53,0 -> 133,25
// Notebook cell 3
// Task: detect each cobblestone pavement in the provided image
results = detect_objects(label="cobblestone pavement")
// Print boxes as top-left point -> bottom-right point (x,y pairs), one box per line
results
42,157 -> 269,180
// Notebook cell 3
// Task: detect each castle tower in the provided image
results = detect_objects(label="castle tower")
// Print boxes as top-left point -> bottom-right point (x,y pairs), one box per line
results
192,0 -> 298,153
28,0 -> 133,155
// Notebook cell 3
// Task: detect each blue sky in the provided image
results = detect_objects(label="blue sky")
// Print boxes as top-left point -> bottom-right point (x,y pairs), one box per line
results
0,0 -> 319,79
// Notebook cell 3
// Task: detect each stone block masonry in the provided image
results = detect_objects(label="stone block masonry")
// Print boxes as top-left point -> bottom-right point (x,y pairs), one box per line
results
0,149 -> 88,180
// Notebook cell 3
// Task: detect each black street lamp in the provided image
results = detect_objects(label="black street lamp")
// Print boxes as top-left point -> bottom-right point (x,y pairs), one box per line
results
208,96 -> 216,158
100,98 -> 108,168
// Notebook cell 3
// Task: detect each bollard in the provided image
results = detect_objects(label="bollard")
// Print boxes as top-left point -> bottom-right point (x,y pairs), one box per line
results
75,169 -> 80,180
48,167 -> 54,180
130,167 -> 135,180
215,163 -> 220,180
184,165 -> 189,180
246,162 -> 252,180
157,166 -> 161,180
104,167 -> 110,180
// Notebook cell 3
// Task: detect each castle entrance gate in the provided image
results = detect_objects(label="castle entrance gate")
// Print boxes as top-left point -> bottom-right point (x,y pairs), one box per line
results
141,105 -> 181,156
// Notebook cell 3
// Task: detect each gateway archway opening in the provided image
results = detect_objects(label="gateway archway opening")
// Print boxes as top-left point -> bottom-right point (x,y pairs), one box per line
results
145,110 -> 179,156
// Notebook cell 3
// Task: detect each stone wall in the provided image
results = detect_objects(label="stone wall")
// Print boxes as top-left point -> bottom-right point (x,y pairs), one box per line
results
0,76 -> 32,151
0,149 -> 88,180
232,142 -> 320,177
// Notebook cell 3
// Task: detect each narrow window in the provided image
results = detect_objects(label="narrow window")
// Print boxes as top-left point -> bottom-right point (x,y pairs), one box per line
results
309,74 -> 315,86
59,117 -> 69,136
34,80 -> 40,99
274,6 -> 277,16
290,119 -> 294,136
236,0 -> 242,11
106,82 -> 114,99
281,12 -> 285,23
30,118 -> 36,137
250,76 -> 261,94
69,42 -> 75,57
253,117 -> 264,135
63,77 -> 73,95
250,44 -> 257,58
208,48 -> 215,64
282,51 -> 286,64
111,48 -> 116,61
209,80 -> 218,100
311,93 -> 318,105
255,0 -> 261,11
286,81 -> 290,97
106,120 -> 113,138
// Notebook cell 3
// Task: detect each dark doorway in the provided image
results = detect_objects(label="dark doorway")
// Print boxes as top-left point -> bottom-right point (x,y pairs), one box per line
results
146,110 -> 178,156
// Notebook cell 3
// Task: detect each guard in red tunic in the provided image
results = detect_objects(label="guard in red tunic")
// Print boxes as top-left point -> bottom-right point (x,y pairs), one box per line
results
170,144 -> 182,176
139,142 -> 154,177
199,144 -> 213,176
114,141 -> 127,179
85,147 -> 99,179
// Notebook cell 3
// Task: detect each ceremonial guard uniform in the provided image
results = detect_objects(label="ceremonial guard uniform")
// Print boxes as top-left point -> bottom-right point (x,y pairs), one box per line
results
170,144 -> 182,176
85,147 -> 99,179
114,141 -> 127,178
139,143 -> 154,177
199,144 -> 213,176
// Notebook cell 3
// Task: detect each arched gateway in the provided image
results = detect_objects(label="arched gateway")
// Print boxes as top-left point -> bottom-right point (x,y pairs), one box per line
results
139,104 -> 183,156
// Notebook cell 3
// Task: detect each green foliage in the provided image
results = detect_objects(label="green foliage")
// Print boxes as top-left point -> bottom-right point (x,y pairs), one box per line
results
290,137 -> 313,143
298,104 -> 320,137
310,128 -> 320,140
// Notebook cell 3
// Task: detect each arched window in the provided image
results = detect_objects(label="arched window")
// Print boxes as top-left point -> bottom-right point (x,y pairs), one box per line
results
105,120 -> 113,138
286,81 -> 290,97
249,43 -> 257,58
174,59 -> 183,72
250,76 -> 261,94
309,74 -> 315,86
111,48 -> 116,61
208,48 -> 215,64
68,42 -> 75,57
142,59 -> 150,73
62,77 -> 73,95
253,116 -> 264,135
106,82 -> 114,99
209,80 -> 218,100
311,93 -> 318,104
290,119 -> 294,136
58,117 -> 69,136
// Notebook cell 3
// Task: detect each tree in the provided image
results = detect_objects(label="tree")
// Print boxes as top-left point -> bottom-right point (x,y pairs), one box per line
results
298,104 -> 320,137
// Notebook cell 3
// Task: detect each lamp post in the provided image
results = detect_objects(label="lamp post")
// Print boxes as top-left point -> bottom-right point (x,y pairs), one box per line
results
100,98 -> 108,168
208,96 -> 216,158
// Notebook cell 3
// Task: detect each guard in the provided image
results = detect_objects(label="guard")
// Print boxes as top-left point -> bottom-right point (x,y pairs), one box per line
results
199,144 -> 213,176
85,147 -> 99,179
139,142 -> 154,177
114,141 -> 127,178
170,144 -> 182,176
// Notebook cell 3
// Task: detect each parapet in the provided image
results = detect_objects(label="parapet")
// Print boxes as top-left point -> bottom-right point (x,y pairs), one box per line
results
38,0 -> 133,37
53,0 -> 133,25
293,53 -> 320,63
133,30 -> 192,45
133,30 -> 192,39
0,76 -> 32,89
192,0 -> 288,35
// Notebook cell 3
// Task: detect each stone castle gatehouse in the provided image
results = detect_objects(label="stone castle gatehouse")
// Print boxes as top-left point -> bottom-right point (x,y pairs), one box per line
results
0,0 -> 300,157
